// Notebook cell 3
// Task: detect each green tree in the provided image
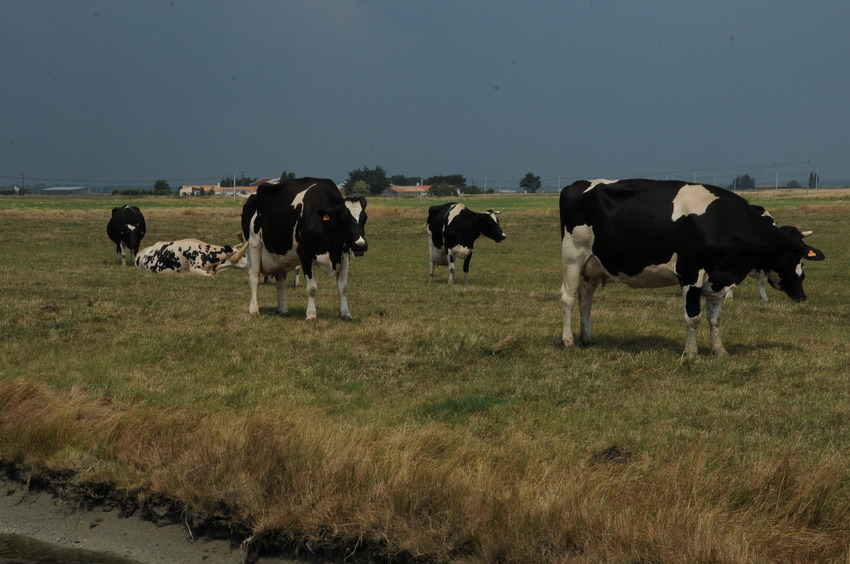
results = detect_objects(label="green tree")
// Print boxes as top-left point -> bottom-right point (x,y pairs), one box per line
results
426,174 -> 466,187
220,174 -> 257,187
729,175 -> 755,190
459,185 -> 481,195
280,170 -> 296,181
808,170 -> 820,189
346,165 -> 390,195
390,174 -> 420,186
429,183 -> 456,197
153,179 -> 171,195
348,180 -> 370,196
786,180 -> 802,189
519,172 -> 541,193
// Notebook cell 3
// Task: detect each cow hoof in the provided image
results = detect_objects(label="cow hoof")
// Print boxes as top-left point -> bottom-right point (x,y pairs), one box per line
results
340,314 -> 353,322
712,348 -> 730,357
305,316 -> 317,322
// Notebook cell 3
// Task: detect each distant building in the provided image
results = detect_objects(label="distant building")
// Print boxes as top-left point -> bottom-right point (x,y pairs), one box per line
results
384,185 -> 431,197
40,186 -> 89,196
179,185 -> 217,196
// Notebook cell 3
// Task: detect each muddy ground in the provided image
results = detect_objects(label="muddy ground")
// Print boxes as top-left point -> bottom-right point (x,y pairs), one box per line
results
0,462 -> 410,564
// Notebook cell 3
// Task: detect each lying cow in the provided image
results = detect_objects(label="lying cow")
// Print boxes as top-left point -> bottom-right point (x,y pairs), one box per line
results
106,205 -> 146,266
240,177 -> 368,320
427,203 -> 506,283
559,179 -> 825,357
135,239 -> 248,275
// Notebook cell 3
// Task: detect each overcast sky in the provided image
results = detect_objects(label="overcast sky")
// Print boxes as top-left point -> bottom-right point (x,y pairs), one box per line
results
2,1 -> 849,189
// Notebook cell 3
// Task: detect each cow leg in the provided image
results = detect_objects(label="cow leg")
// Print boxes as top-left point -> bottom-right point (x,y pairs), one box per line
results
705,293 -> 729,356
428,240 -> 437,282
462,254 -> 472,284
302,263 -> 319,321
578,277 -> 600,345
756,275 -> 769,302
560,229 -> 591,347
275,274 -> 290,316
682,285 -> 703,358
336,254 -> 352,321
560,264 -> 584,347
116,242 -> 126,265
247,246 -> 262,315
447,251 -> 456,284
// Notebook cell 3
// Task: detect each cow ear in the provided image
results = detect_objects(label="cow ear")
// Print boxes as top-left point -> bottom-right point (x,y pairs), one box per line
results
804,246 -> 825,261
487,209 -> 501,215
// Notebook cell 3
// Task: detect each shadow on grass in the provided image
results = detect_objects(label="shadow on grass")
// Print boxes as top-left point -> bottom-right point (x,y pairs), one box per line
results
553,333 -> 801,357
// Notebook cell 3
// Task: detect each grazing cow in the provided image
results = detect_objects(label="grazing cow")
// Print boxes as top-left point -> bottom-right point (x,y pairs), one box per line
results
559,179 -> 825,357
106,206 -> 146,266
135,239 -> 248,276
727,207 -> 815,303
427,203 -> 506,283
240,178 -> 368,320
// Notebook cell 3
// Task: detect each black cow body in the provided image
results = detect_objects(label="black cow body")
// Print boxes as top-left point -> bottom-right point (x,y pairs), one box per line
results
559,179 -> 825,357
242,178 -> 367,320
106,206 -> 146,266
427,203 -> 506,283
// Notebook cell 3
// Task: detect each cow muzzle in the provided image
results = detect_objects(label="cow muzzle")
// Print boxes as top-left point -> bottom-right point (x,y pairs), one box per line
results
351,237 -> 368,257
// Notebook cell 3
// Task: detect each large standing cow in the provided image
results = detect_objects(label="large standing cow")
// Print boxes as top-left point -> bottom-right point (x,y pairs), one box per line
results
427,203 -> 506,283
559,179 -> 825,357
135,239 -> 248,275
240,178 -> 368,320
106,206 -> 146,266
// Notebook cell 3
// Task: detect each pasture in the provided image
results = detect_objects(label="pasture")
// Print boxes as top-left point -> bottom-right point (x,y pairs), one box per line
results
1,191 -> 849,562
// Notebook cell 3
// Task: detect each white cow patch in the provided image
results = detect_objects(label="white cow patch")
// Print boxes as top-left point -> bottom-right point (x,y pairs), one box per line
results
290,185 -> 314,210
583,179 -> 618,193
446,203 -> 466,224
671,184 -> 718,221
450,244 -> 473,260
344,200 -> 367,248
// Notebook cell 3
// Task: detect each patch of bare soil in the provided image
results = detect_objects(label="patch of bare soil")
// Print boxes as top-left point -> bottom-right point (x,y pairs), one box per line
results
1,461 -> 422,564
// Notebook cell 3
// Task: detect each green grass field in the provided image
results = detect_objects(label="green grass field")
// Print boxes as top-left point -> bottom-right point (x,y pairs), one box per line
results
1,191 -> 849,562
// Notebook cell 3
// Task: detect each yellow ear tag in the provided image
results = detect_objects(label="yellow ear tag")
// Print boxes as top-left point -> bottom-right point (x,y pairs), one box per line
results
323,214 -> 331,221
807,250 -> 817,258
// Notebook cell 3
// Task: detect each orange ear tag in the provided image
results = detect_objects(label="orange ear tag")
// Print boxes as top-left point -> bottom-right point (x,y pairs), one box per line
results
807,250 -> 817,258
323,214 -> 331,221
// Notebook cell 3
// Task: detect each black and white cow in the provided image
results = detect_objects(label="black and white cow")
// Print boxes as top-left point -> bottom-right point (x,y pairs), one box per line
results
241,178 -> 368,320
559,179 -> 825,357
135,239 -> 248,276
427,203 -> 506,283
106,206 -> 146,266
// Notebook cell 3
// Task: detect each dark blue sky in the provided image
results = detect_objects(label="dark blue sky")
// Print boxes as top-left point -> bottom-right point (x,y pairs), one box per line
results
3,1 -> 848,189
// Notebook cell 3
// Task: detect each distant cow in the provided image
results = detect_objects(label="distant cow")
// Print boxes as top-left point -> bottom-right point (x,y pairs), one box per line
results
106,206 -> 146,266
135,239 -> 248,276
241,178 -> 368,320
427,203 -> 506,283
559,179 -> 825,357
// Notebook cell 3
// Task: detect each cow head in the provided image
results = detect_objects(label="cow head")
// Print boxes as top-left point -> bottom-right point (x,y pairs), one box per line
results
319,197 -> 368,256
765,227 -> 825,302
218,243 -> 250,273
121,223 -> 145,253
478,210 -> 507,243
